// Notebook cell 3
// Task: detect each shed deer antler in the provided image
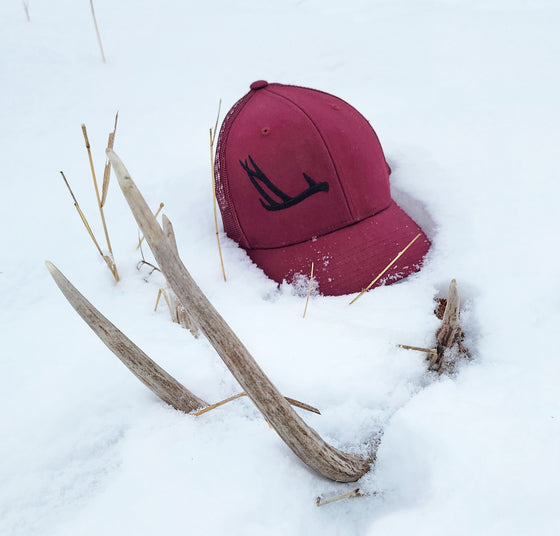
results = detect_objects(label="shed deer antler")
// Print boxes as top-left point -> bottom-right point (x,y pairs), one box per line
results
99,148 -> 372,482
45,260 -> 207,413
46,261 -> 321,414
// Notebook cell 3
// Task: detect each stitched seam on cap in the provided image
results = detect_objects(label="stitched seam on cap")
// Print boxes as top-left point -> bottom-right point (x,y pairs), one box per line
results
266,87 -> 354,219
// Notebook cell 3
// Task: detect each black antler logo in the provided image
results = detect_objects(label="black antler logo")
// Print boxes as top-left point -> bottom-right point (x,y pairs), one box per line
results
240,155 -> 329,211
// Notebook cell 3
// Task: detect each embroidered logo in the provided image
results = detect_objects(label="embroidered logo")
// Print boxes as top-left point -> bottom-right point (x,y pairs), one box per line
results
240,155 -> 329,211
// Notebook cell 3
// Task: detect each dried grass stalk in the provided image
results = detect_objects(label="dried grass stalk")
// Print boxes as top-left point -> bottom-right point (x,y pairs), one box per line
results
316,488 -> 362,507
194,392 -> 321,417
101,112 -> 119,207
349,233 -> 422,305
210,100 -> 226,282
302,261 -> 314,319
397,344 -> 437,357
82,123 -> 118,281
60,171 -> 116,276
23,1 -> 30,22
89,0 -> 106,63
154,288 -> 172,314
136,202 -> 164,250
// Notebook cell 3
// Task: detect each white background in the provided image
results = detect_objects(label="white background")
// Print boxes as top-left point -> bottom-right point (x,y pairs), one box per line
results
1,1 -> 559,534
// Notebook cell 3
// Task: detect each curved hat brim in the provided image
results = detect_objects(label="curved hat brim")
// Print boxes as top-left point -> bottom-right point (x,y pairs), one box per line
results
246,201 -> 431,296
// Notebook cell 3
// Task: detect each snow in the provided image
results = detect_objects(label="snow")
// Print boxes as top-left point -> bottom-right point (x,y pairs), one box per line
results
1,1 -> 559,534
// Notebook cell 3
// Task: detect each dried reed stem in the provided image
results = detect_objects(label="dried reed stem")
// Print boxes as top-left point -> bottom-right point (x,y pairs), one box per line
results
397,344 -> 437,357
210,100 -> 226,282
60,171 -> 104,257
101,112 -> 119,207
23,1 -> 30,22
82,123 -> 118,281
154,288 -> 173,315
302,261 -> 315,319
195,392 -> 321,417
136,202 -> 164,250
194,392 -> 246,416
316,488 -> 362,507
89,0 -> 106,63
349,233 -> 422,305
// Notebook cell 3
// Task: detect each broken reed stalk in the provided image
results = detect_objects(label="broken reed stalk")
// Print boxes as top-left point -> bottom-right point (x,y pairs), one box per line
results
349,233 -> 422,305
398,344 -> 437,357
82,124 -> 118,281
210,100 -> 226,282
23,1 -> 30,22
154,288 -> 173,314
432,279 -> 467,372
101,112 -> 119,207
316,488 -> 362,507
89,0 -> 106,63
194,392 -> 246,416
60,171 -> 105,258
194,391 -> 321,417
136,202 -> 164,250
302,262 -> 315,319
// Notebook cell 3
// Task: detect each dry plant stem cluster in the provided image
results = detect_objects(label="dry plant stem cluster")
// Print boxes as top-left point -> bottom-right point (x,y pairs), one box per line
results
82,124 -> 115,264
210,100 -> 226,282
399,279 -> 467,373
432,279 -> 466,371
60,117 -> 120,281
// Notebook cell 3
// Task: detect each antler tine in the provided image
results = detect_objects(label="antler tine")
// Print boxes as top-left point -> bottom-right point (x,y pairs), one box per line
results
45,261 -> 207,413
161,214 -> 200,337
107,148 -> 371,482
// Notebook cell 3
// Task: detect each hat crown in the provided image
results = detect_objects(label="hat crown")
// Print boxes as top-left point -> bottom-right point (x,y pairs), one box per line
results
215,83 -> 391,249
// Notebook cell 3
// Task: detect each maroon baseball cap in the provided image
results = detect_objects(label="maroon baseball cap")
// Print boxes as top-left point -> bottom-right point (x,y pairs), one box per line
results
214,80 -> 430,296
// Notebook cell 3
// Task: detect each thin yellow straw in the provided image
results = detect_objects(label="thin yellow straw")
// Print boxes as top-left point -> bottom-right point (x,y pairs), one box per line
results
302,262 -> 315,319
210,100 -> 226,282
349,233 -> 422,305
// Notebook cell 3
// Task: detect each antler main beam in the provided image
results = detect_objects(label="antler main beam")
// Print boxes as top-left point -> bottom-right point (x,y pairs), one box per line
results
106,149 -> 371,482
46,261 -> 207,413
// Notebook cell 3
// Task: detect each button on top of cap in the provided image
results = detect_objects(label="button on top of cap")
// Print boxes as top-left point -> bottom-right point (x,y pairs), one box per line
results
250,80 -> 268,90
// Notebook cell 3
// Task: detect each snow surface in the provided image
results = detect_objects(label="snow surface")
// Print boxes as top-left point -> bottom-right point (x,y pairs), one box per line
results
1,1 -> 560,534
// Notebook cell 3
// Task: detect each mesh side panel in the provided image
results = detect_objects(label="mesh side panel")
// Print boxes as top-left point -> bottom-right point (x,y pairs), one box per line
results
215,91 -> 254,248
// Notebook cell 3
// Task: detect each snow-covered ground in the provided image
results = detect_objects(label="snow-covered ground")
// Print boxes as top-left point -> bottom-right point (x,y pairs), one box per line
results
2,1 -> 559,534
